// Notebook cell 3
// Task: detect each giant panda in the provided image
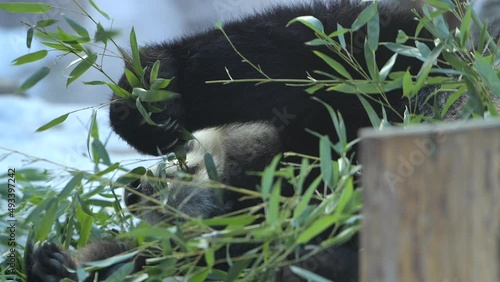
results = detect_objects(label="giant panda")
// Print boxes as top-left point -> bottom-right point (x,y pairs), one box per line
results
26,0 -> 499,281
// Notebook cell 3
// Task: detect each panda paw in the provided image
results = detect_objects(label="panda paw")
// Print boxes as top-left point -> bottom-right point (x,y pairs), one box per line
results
109,93 -> 186,155
27,242 -> 77,282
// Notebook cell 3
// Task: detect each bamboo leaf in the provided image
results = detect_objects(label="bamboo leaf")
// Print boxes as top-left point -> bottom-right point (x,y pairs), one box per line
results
11,50 -> 48,65
88,0 -> 110,20
37,199 -> 58,241
314,51 -> 352,80
58,173 -> 83,199
320,136 -> 334,189
65,16 -> 90,39
150,60 -> 160,82
19,66 -> 50,93
0,2 -> 52,13
204,153 -> 220,181
289,266 -> 332,282
92,139 -> 111,165
67,52 -> 98,86
36,19 -> 57,28
26,27 -> 34,48
36,113 -> 69,132
287,16 -> 324,33
132,88 -> 176,102
297,215 -> 341,243
351,2 -> 378,31
124,69 -> 141,88
130,27 -> 143,76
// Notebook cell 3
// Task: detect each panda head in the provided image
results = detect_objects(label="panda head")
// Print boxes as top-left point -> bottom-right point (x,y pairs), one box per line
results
124,122 -> 282,225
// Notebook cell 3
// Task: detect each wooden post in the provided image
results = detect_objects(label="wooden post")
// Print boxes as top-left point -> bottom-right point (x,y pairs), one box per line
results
360,120 -> 500,282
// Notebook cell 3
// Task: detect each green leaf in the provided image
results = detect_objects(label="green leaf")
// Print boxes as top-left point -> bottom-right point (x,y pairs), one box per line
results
124,69 -> 141,88
57,27 -> 87,45
266,180 -> 281,225
36,19 -> 57,28
87,110 -> 99,160
260,155 -> 281,200
297,215 -> 342,243
364,39 -> 378,81
77,208 -> 93,248
150,78 -> 171,90
379,53 -> 397,81
441,86 -> 467,118
92,139 -> 111,165
40,42 -> 71,52
115,166 -> 146,186
35,113 -> 69,132
335,180 -> 354,214
475,54 -> 500,97
26,198 -> 51,223
313,51 -> 352,80
130,27 -> 143,76
289,266 -> 332,282
58,173 -> 83,199
336,23 -> 347,49
11,50 -> 48,65
358,95 -> 381,128
132,88 -> 176,102
459,7 -> 472,47
383,43 -> 423,61
402,70 -> 414,97
190,268 -> 210,282
201,215 -> 257,226
287,16 -> 324,33
88,0 -> 111,20
67,52 -> 98,86
106,83 -> 131,99
396,30 -> 408,44
294,175 -> 322,218
85,251 -> 138,270
103,262 -> 135,282
26,27 -> 34,48
65,16 -> 90,39
319,136 -> 334,189
37,199 -> 58,241
150,60 -> 160,82
313,98 -> 347,145
204,153 -> 220,181
0,2 -> 52,13
94,23 -> 119,44
366,11 -> 379,52
94,163 -> 120,178
305,83 -> 326,94
83,80 -> 107,86
19,66 -> 50,93
351,2 -> 378,31
225,258 -> 252,282
135,98 -> 157,125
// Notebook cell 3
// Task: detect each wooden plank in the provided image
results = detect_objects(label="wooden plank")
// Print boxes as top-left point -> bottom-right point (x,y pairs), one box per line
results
360,120 -> 500,282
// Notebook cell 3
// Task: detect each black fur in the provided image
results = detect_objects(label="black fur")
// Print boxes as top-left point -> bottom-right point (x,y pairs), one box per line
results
109,1 -> 430,157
